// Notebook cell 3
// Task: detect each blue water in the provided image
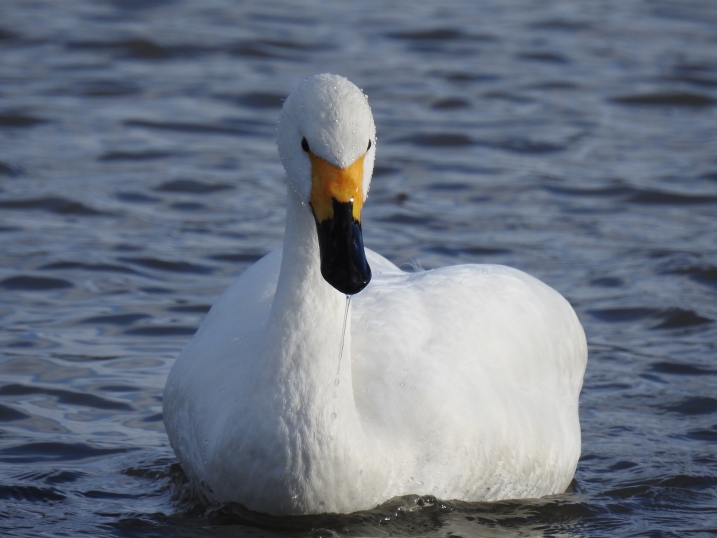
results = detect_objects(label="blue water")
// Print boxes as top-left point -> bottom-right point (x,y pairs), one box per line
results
1,0 -> 717,536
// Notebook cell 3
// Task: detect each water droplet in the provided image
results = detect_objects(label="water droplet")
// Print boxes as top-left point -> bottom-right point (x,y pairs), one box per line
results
334,378 -> 340,387
336,295 -> 350,375
331,412 -> 337,420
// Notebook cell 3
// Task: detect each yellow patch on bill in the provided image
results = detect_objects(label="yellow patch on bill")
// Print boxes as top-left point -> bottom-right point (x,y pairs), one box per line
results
309,153 -> 364,222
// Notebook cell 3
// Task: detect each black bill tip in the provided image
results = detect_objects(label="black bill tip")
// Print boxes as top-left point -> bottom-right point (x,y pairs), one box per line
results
314,199 -> 371,295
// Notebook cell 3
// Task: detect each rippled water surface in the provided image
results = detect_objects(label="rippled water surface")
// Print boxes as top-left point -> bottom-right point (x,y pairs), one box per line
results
2,1 -> 717,536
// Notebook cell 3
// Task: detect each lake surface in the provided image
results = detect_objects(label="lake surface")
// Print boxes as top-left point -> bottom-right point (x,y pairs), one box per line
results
1,0 -> 717,536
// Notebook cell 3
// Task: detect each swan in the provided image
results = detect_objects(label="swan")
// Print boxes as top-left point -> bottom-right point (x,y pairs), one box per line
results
163,73 -> 587,516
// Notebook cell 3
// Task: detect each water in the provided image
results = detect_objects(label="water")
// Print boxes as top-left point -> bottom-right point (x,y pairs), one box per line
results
1,0 -> 716,535
338,295 -> 350,376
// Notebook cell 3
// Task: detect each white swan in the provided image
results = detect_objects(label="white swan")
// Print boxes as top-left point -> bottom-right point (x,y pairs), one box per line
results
163,73 -> 587,516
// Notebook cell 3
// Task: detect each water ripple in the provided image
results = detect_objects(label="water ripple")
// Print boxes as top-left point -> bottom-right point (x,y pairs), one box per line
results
0,442 -> 133,463
610,92 -> 717,107
0,197 -> 108,216
0,383 -> 133,412
0,275 -> 73,291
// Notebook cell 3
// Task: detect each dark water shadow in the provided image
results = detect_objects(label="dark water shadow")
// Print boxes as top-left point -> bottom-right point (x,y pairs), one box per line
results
157,464 -> 593,537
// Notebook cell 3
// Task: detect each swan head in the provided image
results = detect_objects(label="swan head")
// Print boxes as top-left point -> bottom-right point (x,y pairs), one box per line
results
278,74 -> 376,295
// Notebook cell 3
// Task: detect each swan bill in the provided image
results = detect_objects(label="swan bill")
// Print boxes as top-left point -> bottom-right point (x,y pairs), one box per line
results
309,152 -> 371,294
313,198 -> 371,295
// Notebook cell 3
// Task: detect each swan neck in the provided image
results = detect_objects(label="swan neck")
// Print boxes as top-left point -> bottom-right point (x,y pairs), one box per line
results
264,187 -> 355,403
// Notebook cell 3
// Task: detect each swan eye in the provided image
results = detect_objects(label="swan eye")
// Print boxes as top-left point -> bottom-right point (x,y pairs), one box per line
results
367,139 -> 372,151
301,137 -> 310,153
